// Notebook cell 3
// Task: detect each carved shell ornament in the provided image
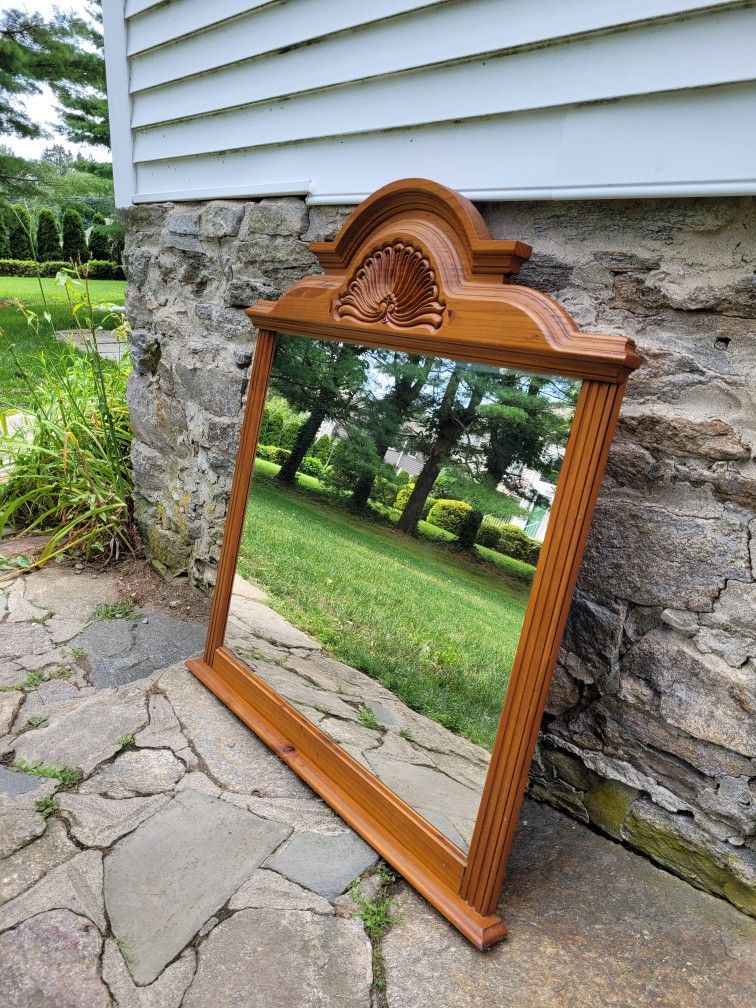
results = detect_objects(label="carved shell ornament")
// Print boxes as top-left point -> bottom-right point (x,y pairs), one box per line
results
335,241 -> 446,329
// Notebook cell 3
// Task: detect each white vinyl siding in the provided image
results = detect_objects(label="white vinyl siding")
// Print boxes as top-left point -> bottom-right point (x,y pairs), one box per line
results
103,0 -> 756,207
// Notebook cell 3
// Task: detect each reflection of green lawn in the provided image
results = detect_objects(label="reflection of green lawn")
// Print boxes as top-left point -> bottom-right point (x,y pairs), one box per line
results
237,464 -> 532,749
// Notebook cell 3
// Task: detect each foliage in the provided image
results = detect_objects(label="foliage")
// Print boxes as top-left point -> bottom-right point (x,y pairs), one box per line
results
13,758 -> 82,786
311,433 -> 334,462
496,523 -> 540,564
88,219 -> 125,263
358,706 -> 380,730
61,207 -> 87,261
0,257 -> 123,279
298,455 -> 326,479
369,476 -> 400,507
49,2 -> 109,149
255,444 -> 291,465
350,869 -> 397,991
323,428 -> 388,493
34,208 -> 61,262
41,144 -> 73,174
0,268 -> 136,567
394,482 -> 436,519
259,395 -> 303,449
426,498 -> 473,536
476,520 -> 501,550
7,203 -> 32,258
89,600 -> 136,620
0,275 -> 125,408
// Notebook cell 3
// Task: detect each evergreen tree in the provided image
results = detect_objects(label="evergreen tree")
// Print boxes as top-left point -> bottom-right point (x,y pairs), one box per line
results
40,144 -> 73,175
61,207 -> 87,261
87,222 -> 110,260
7,203 -> 32,258
0,209 -> 10,258
49,2 -> 109,149
91,211 -> 106,225
35,208 -> 61,261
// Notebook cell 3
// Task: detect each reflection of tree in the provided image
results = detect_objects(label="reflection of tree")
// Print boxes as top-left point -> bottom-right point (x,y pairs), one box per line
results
270,336 -> 366,485
349,351 -> 436,509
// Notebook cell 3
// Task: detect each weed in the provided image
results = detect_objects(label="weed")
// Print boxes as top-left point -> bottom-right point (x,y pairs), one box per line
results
0,670 -> 44,693
350,867 -> 398,992
89,600 -> 136,621
358,706 -> 380,731
26,715 -> 48,728
56,666 -> 75,679
398,727 -> 413,742
13,758 -> 82,786
35,796 -> 57,818
69,646 -> 86,659
117,733 -> 134,748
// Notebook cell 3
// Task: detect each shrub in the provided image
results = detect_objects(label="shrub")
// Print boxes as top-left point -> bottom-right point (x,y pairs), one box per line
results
87,223 -> 111,261
324,430 -> 385,493
255,444 -> 291,465
0,213 -> 9,258
61,208 -> 87,262
311,434 -> 334,462
496,523 -> 540,564
0,269 -> 135,567
0,259 -> 124,279
7,205 -> 33,259
426,499 -> 473,536
299,455 -> 325,479
35,209 -> 61,262
475,520 -> 501,550
259,396 -> 303,448
369,476 -> 400,507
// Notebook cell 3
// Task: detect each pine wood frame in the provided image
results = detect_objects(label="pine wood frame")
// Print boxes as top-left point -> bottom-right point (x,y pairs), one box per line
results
187,178 -> 639,948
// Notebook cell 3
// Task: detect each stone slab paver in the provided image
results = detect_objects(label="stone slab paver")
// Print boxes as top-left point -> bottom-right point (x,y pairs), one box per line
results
182,909 -> 371,1008
79,749 -> 185,798
104,789 -> 291,984
382,798 -> 756,1008
10,683 -> 149,778
58,792 -> 169,847
0,765 -> 44,797
0,909 -> 109,1008
0,820 -> 77,906
0,849 -> 105,934
101,940 -> 197,1008
266,829 -> 378,900
228,868 -> 334,914
0,692 -> 22,734
23,566 -> 120,622
75,609 -> 206,688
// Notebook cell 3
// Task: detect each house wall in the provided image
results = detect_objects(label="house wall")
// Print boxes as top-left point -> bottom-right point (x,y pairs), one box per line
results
103,0 -> 756,207
122,194 -> 756,914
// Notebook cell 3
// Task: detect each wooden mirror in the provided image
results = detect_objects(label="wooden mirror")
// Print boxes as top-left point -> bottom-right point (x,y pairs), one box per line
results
187,179 -> 639,948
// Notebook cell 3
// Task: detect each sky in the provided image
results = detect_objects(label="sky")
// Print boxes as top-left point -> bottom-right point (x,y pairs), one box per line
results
1,0 -> 107,160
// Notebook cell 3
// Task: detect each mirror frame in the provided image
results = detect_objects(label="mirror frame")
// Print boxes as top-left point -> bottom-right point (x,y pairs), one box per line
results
187,178 -> 640,948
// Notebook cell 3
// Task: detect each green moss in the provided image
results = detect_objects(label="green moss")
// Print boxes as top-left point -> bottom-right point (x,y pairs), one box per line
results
584,775 -> 639,841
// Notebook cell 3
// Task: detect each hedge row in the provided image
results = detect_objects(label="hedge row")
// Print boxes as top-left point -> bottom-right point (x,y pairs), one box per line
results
0,259 -> 125,280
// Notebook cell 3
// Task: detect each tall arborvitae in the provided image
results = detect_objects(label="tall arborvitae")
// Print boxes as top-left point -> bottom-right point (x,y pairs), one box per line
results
7,204 -> 32,259
61,207 -> 87,262
87,222 -> 110,260
0,209 -> 10,258
35,208 -> 61,262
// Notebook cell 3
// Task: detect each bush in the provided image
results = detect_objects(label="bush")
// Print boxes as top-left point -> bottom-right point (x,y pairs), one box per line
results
61,208 -> 87,262
324,430 -> 385,493
87,223 -> 111,261
259,396 -> 303,449
0,259 -> 124,279
255,444 -> 290,464
311,434 -> 334,462
35,209 -> 61,262
475,520 -> 501,550
299,455 -> 326,479
496,523 -> 540,564
369,476 -> 400,507
426,499 -> 473,536
7,205 -> 33,259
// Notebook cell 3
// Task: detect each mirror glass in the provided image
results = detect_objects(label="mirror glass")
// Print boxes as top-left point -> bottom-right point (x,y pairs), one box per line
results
224,333 -> 580,851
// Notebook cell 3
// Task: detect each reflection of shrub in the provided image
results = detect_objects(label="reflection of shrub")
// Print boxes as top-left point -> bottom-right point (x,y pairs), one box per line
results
475,520 -> 501,550
426,499 -> 472,536
497,524 -> 539,563
256,444 -> 291,464
311,434 -> 333,462
369,476 -> 399,507
299,455 -> 325,478
259,396 -> 302,449
324,430 -> 384,492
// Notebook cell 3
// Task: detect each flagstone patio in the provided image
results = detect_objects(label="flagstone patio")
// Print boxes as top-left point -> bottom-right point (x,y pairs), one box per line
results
0,564 -> 753,1008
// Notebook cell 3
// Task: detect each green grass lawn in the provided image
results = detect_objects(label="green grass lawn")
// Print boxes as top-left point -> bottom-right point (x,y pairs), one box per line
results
0,276 -> 127,408
238,465 -> 533,748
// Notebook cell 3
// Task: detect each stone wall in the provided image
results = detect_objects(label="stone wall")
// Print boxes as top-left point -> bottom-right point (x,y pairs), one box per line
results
122,195 -> 756,914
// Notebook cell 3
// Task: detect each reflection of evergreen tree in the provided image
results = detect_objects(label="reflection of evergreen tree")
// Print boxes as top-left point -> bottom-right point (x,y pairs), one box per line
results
269,336 -> 366,485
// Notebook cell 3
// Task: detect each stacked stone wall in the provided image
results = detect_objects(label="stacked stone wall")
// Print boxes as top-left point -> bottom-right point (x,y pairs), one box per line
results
122,196 -> 755,913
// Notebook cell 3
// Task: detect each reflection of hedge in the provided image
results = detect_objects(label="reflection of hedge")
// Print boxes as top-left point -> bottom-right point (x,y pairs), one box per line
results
426,499 -> 472,536
476,520 -> 501,550
497,523 -> 540,564
394,483 -> 436,519
370,476 -> 400,506
0,258 -> 124,279
256,444 -> 291,464
299,455 -> 326,478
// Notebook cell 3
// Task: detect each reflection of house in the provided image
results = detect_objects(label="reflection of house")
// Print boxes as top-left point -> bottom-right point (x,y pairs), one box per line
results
506,467 -> 555,542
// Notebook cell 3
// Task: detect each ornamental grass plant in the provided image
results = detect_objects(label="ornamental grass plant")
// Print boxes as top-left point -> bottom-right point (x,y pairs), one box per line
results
0,266 -> 136,569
